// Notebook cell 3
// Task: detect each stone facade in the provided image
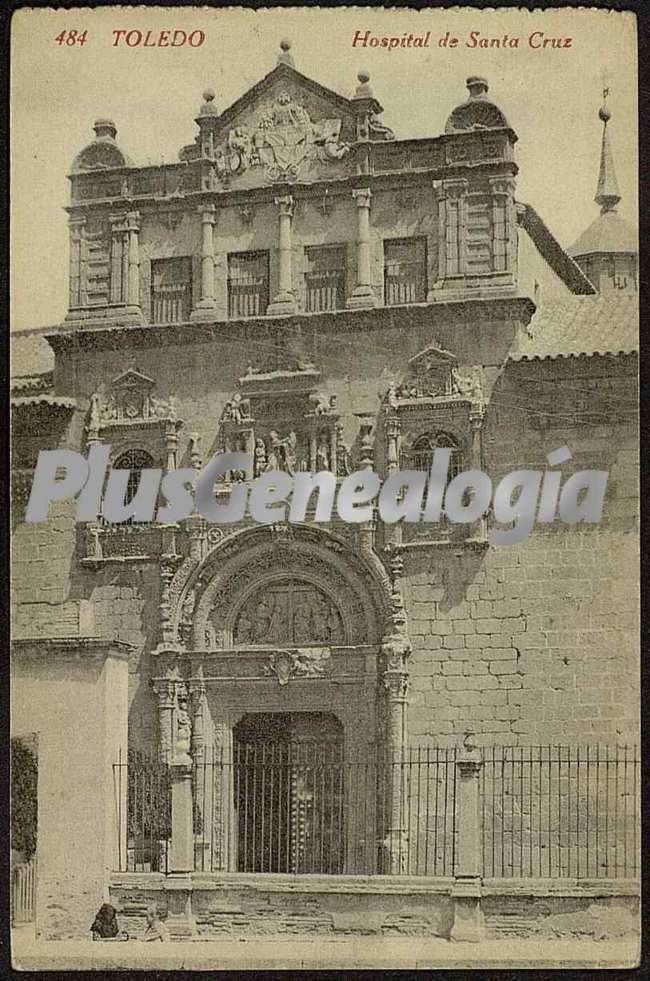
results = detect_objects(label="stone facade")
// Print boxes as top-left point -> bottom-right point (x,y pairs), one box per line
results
11,50 -> 638,940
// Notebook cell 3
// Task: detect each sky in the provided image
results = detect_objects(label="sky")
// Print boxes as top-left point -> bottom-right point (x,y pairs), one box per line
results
10,5 -> 638,332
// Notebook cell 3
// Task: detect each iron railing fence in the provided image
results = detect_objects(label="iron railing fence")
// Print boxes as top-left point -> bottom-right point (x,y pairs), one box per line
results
481,745 -> 640,879
113,744 -> 639,880
151,282 -> 192,324
304,269 -> 346,312
192,743 -> 457,876
114,750 -> 171,873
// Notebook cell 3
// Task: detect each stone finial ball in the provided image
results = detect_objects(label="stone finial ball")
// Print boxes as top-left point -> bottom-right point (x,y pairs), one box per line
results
203,89 -> 215,103
280,38 -> 291,51
599,104 -> 611,123
358,70 -> 370,84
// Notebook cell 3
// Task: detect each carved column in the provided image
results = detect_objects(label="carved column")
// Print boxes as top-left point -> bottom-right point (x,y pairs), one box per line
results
382,648 -> 410,874
152,679 -> 175,763
385,415 -> 400,474
469,400 -> 486,540
191,204 -> 217,320
348,188 -> 376,308
211,720 -> 233,872
125,211 -> 141,311
384,414 -> 402,547
188,666 -> 212,871
267,195 -> 296,315
164,420 -> 179,471
450,745 -> 484,942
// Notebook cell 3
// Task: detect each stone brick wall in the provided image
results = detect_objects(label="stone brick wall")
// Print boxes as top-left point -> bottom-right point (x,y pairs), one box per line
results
404,353 -> 639,746
12,326 -> 639,754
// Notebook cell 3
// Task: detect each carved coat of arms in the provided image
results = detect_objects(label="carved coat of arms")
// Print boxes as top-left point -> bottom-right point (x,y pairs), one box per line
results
216,91 -> 349,183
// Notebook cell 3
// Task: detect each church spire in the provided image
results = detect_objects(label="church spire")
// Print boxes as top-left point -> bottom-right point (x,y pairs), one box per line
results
595,89 -> 621,214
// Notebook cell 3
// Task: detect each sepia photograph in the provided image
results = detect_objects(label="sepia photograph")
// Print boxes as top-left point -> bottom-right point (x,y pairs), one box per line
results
9,3 -> 640,971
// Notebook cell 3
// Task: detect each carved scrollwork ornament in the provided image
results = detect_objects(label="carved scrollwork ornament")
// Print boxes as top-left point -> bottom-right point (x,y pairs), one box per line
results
383,670 -> 409,701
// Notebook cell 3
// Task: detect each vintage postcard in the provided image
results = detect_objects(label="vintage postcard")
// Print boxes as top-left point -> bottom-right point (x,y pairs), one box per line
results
9,3 -> 639,971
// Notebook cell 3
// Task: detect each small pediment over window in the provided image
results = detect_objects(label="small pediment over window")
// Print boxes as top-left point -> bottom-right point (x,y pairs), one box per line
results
87,367 -> 178,433
383,340 -> 485,413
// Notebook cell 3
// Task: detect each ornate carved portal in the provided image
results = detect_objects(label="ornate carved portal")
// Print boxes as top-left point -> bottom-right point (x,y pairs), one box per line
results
151,525 -> 412,875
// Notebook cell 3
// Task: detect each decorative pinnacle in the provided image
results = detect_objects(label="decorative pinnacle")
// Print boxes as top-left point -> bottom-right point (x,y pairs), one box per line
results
278,38 -> 294,66
466,76 -> 489,99
199,88 -> 218,118
595,88 -> 621,213
354,70 -> 374,100
93,119 -> 117,141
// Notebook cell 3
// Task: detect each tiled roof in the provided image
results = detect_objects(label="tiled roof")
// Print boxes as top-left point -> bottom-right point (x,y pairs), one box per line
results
11,330 -> 55,381
568,211 -> 638,258
510,293 -> 638,362
11,395 -> 76,409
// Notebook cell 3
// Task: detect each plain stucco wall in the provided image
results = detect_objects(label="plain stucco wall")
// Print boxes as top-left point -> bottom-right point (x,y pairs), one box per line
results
11,650 -> 128,939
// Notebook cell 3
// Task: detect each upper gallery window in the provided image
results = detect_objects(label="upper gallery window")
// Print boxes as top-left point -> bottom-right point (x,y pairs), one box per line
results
407,431 -> 463,480
384,237 -> 427,306
228,251 -> 270,319
304,245 -> 346,313
150,257 -> 192,323
112,448 -> 156,506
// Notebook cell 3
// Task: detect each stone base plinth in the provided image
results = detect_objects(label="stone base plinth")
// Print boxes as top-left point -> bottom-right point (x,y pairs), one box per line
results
190,303 -> 218,322
346,288 -> 377,309
267,294 -> 296,316
450,878 -> 484,943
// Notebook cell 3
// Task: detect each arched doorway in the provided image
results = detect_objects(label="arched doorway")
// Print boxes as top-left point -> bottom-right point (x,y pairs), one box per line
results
154,525 -> 407,875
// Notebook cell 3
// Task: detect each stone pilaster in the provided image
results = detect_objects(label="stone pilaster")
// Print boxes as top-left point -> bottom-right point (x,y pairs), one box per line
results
347,188 -> 376,308
109,212 -> 128,305
429,179 -> 468,301
267,195 -> 296,315
450,745 -> 484,942
68,216 -> 86,311
125,211 -> 142,316
169,760 -> 194,873
489,175 -> 517,277
191,204 -> 217,320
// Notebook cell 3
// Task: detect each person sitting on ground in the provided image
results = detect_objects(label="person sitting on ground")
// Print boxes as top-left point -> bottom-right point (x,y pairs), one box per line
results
143,906 -> 168,942
90,903 -> 128,941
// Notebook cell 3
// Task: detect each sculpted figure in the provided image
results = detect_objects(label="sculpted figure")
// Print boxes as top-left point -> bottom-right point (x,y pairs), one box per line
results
236,612 -> 253,645
311,600 -> 329,643
175,696 -> 192,759
293,605 -> 312,645
385,382 -> 399,408
253,438 -> 267,477
223,393 -> 243,424
88,392 -> 102,431
253,599 -> 272,641
228,127 -> 253,171
316,433 -> 330,472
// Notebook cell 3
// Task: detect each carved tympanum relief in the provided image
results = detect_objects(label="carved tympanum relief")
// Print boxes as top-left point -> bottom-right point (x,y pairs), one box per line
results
232,578 -> 345,647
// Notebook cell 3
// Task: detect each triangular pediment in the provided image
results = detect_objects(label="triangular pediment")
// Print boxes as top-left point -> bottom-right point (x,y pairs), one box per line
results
205,63 -> 356,187
408,344 -> 458,372
217,62 -> 354,134
111,368 -> 155,390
